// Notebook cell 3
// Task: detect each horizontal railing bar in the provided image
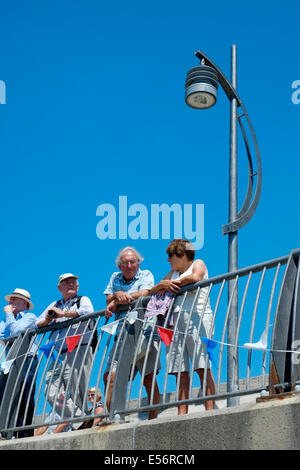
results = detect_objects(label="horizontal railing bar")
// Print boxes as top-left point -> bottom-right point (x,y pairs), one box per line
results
0,309 -> 107,345
114,387 -> 266,416
1,249 -> 297,436
177,254 -> 290,294
0,252 -> 291,345
0,411 -> 111,434
2,387 -> 265,434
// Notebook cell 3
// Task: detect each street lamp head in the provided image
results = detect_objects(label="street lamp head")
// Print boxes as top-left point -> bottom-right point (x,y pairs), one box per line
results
185,64 -> 218,109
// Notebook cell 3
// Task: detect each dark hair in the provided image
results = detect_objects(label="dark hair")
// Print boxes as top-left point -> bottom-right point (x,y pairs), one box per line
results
166,239 -> 195,261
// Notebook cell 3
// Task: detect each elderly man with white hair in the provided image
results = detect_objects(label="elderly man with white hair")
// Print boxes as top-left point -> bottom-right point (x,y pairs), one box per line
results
103,247 -> 160,420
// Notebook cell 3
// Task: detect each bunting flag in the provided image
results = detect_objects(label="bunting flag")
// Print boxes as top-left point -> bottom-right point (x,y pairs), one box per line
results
243,326 -> 269,350
157,327 -> 174,346
201,337 -> 218,368
1,359 -> 14,374
66,334 -> 82,353
127,310 -> 138,324
40,342 -> 57,361
101,319 -> 120,335
0,312 -> 283,371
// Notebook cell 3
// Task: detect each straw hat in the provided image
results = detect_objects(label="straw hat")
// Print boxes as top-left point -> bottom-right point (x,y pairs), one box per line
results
5,288 -> 34,310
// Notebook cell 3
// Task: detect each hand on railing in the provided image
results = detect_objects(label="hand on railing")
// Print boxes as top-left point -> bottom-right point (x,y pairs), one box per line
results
150,279 -> 181,295
105,301 -> 117,319
113,291 -> 134,305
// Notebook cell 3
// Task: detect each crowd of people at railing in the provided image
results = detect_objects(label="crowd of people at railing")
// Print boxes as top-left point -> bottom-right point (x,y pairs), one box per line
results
0,239 -> 216,440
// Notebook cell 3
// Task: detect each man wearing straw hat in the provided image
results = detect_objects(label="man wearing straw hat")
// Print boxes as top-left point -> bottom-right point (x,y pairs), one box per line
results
0,288 -> 37,438
1,288 -> 35,334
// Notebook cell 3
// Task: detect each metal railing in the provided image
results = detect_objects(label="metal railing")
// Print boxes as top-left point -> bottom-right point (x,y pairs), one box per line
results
1,249 -> 300,438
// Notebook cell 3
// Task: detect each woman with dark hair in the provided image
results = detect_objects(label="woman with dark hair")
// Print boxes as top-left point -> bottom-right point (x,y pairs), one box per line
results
150,239 -> 216,415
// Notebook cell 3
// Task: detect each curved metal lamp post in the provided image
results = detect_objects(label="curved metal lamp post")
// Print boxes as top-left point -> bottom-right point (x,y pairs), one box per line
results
185,46 -> 262,406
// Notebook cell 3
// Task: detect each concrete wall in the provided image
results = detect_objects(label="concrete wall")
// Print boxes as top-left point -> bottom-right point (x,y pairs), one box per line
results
1,392 -> 300,450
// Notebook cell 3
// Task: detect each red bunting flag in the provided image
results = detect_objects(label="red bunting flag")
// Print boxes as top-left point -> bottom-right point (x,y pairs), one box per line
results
157,327 -> 174,346
66,335 -> 82,353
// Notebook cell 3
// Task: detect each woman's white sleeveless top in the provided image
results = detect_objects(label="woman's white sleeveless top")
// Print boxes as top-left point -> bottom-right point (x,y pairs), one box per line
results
171,260 -> 212,315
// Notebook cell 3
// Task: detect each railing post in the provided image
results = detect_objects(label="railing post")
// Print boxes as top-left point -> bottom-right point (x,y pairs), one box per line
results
270,250 -> 300,394
109,303 -> 145,421
0,331 -> 31,438
227,44 -> 240,407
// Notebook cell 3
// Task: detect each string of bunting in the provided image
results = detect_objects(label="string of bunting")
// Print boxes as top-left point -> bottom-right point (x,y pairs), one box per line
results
98,312 -> 297,370
0,333 -> 83,375
0,311 -> 297,374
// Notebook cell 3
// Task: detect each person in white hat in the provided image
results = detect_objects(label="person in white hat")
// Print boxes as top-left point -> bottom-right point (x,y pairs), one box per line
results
0,288 -> 38,438
36,273 -> 94,432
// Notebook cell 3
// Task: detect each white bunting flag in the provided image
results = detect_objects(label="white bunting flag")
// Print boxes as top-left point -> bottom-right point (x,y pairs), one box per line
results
1,359 -> 14,374
243,326 -> 269,350
101,320 -> 120,335
127,310 -> 138,324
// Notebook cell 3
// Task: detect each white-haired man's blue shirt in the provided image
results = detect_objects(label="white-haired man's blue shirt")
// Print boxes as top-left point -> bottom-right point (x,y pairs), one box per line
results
104,268 -> 154,319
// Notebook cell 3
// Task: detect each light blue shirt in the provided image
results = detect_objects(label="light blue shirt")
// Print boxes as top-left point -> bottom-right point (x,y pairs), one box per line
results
104,268 -> 154,319
0,311 -> 38,356
104,268 -> 154,296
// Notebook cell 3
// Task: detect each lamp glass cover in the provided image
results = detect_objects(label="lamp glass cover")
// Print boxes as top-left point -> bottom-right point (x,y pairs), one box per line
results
186,91 -> 216,109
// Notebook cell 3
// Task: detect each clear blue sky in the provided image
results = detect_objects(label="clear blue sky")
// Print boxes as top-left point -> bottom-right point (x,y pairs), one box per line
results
1,0 -> 299,321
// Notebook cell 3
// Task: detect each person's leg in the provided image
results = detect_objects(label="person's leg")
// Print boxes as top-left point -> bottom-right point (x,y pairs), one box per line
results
15,384 -> 35,438
196,368 -> 216,410
143,372 -> 160,420
103,370 -> 116,411
102,327 -> 123,413
173,371 -> 190,415
16,357 -> 38,438
183,309 -> 216,410
52,422 -> 69,433
34,425 -> 49,436
70,345 -> 92,414
58,353 -> 85,423
45,358 -> 65,413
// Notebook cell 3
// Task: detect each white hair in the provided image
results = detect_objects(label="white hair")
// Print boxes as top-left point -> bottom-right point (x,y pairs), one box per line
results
115,246 -> 144,267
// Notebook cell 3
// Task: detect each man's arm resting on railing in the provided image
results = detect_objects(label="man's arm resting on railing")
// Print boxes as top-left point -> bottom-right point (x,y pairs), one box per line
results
36,296 -> 93,327
36,307 -> 79,328
106,289 -> 150,305
105,289 -> 151,318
